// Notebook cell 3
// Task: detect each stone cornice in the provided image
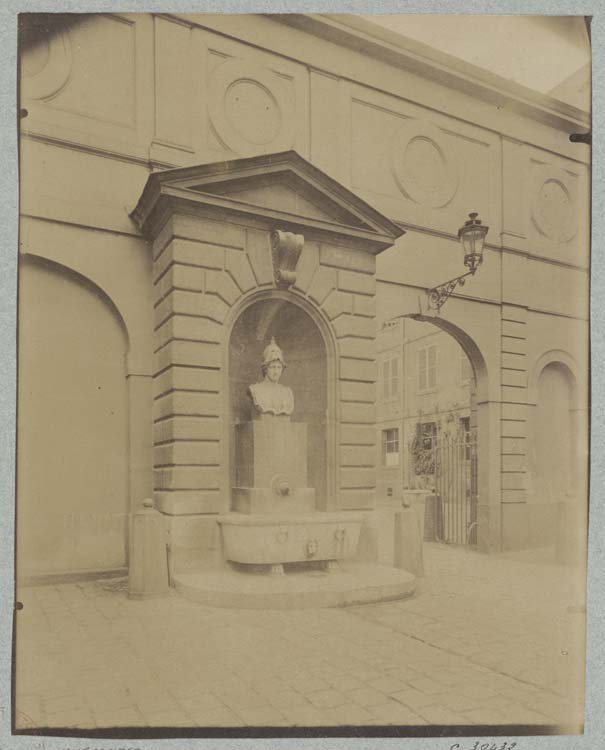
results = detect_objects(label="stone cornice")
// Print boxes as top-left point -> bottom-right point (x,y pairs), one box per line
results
132,151 -> 405,254
268,13 -> 590,135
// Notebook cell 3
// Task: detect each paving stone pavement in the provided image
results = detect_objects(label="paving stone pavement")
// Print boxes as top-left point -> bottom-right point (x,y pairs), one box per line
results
14,543 -> 586,731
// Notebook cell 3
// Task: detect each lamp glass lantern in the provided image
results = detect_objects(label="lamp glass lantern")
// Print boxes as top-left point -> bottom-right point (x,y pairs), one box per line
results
458,212 -> 489,274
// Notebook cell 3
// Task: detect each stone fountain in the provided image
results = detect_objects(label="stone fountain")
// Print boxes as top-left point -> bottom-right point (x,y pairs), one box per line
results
218,338 -> 363,574
131,151 -> 418,608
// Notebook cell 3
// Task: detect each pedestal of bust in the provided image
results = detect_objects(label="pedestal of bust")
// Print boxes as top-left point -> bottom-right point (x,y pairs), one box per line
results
233,414 -> 316,514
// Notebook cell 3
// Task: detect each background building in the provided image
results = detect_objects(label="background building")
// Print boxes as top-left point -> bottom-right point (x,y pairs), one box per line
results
17,13 -> 590,580
377,319 -> 473,501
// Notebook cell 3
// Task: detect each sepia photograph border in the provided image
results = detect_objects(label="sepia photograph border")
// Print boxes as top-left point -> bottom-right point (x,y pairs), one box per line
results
2,1 -> 604,749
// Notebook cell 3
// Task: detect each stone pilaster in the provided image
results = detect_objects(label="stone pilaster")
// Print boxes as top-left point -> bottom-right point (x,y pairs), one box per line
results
320,244 -> 378,510
500,303 -> 529,549
151,214 -> 239,516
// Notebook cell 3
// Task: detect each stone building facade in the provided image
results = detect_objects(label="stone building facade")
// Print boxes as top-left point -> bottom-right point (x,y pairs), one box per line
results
17,13 -> 590,579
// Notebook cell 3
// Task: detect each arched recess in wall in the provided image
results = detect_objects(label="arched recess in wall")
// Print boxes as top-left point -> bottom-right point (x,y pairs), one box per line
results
528,349 -> 582,410
225,289 -> 338,512
17,255 -> 130,578
527,350 -> 586,510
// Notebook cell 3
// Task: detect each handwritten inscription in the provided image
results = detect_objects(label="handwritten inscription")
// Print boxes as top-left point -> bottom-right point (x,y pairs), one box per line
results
451,743 -> 517,750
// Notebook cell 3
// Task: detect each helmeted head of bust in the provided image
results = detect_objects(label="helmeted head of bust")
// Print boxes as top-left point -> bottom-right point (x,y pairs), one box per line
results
265,360 -> 283,383
261,337 -> 286,380
248,337 -> 294,416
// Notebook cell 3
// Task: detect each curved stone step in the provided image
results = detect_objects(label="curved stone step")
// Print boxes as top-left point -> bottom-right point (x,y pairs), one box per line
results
172,561 -> 416,610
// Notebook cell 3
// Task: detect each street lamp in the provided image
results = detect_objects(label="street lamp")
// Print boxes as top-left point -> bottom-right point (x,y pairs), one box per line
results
427,212 -> 489,311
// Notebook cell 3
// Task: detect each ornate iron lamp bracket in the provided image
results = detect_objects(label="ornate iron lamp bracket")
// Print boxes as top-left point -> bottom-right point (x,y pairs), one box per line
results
427,269 -> 475,311
426,212 -> 488,311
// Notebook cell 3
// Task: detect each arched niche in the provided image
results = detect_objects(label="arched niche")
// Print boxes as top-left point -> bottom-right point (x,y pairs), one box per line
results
533,362 -> 575,503
527,358 -> 585,551
530,356 -> 586,501
528,351 -> 587,495
228,294 -> 333,511
528,349 -> 582,410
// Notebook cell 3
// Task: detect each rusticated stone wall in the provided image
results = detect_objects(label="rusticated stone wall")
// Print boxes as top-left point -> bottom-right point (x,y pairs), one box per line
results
151,212 -> 382,524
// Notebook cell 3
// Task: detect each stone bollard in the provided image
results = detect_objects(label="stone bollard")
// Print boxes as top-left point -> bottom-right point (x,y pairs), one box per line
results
403,490 -> 429,540
394,508 -> 425,577
128,499 -> 170,599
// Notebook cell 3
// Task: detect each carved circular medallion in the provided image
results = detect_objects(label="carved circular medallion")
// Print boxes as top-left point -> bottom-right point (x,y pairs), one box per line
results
224,80 -> 282,145
532,167 -> 577,243
209,58 -> 295,155
390,120 -> 458,208
21,32 -> 72,101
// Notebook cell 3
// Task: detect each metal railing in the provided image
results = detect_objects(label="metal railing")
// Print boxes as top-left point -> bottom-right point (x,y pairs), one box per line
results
408,429 -> 478,547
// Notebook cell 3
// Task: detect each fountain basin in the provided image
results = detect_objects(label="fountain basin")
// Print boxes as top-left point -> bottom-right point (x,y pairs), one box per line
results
217,512 -> 363,565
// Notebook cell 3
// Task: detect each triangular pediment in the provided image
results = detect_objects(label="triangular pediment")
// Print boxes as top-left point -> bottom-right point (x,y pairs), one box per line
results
132,151 -> 404,252
192,178 -> 362,227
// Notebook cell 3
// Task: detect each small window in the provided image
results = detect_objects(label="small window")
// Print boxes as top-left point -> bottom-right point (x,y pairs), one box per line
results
382,428 -> 400,466
418,345 -> 437,392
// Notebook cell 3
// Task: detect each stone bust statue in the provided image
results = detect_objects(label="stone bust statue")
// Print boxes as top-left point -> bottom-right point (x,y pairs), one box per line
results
248,338 -> 294,417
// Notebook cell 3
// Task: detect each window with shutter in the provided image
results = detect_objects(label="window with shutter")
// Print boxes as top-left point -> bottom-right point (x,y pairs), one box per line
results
418,348 -> 427,392
428,345 -> 437,389
382,357 -> 400,401
418,345 -> 437,392
382,359 -> 389,401
390,357 -> 399,399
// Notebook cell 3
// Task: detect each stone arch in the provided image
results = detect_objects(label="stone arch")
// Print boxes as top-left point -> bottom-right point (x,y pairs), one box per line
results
22,252 -> 130,347
407,313 -> 489,402
399,311 -> 495,550
223,288 -> 339,511
17,254 -> 130,577
21,245 -> 147,374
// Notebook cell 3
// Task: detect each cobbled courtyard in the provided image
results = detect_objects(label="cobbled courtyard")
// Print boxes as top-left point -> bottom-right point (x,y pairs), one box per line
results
14,543 -> 586,732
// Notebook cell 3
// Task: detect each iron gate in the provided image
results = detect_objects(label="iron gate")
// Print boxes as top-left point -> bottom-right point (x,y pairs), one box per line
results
409,428 -> 478,546
434,430 -> 478,545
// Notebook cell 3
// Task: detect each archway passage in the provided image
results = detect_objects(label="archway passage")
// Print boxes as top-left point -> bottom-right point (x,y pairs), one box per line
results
17,257 -> 129,579
377,314 -> 485,548
229,299 -> 328,510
